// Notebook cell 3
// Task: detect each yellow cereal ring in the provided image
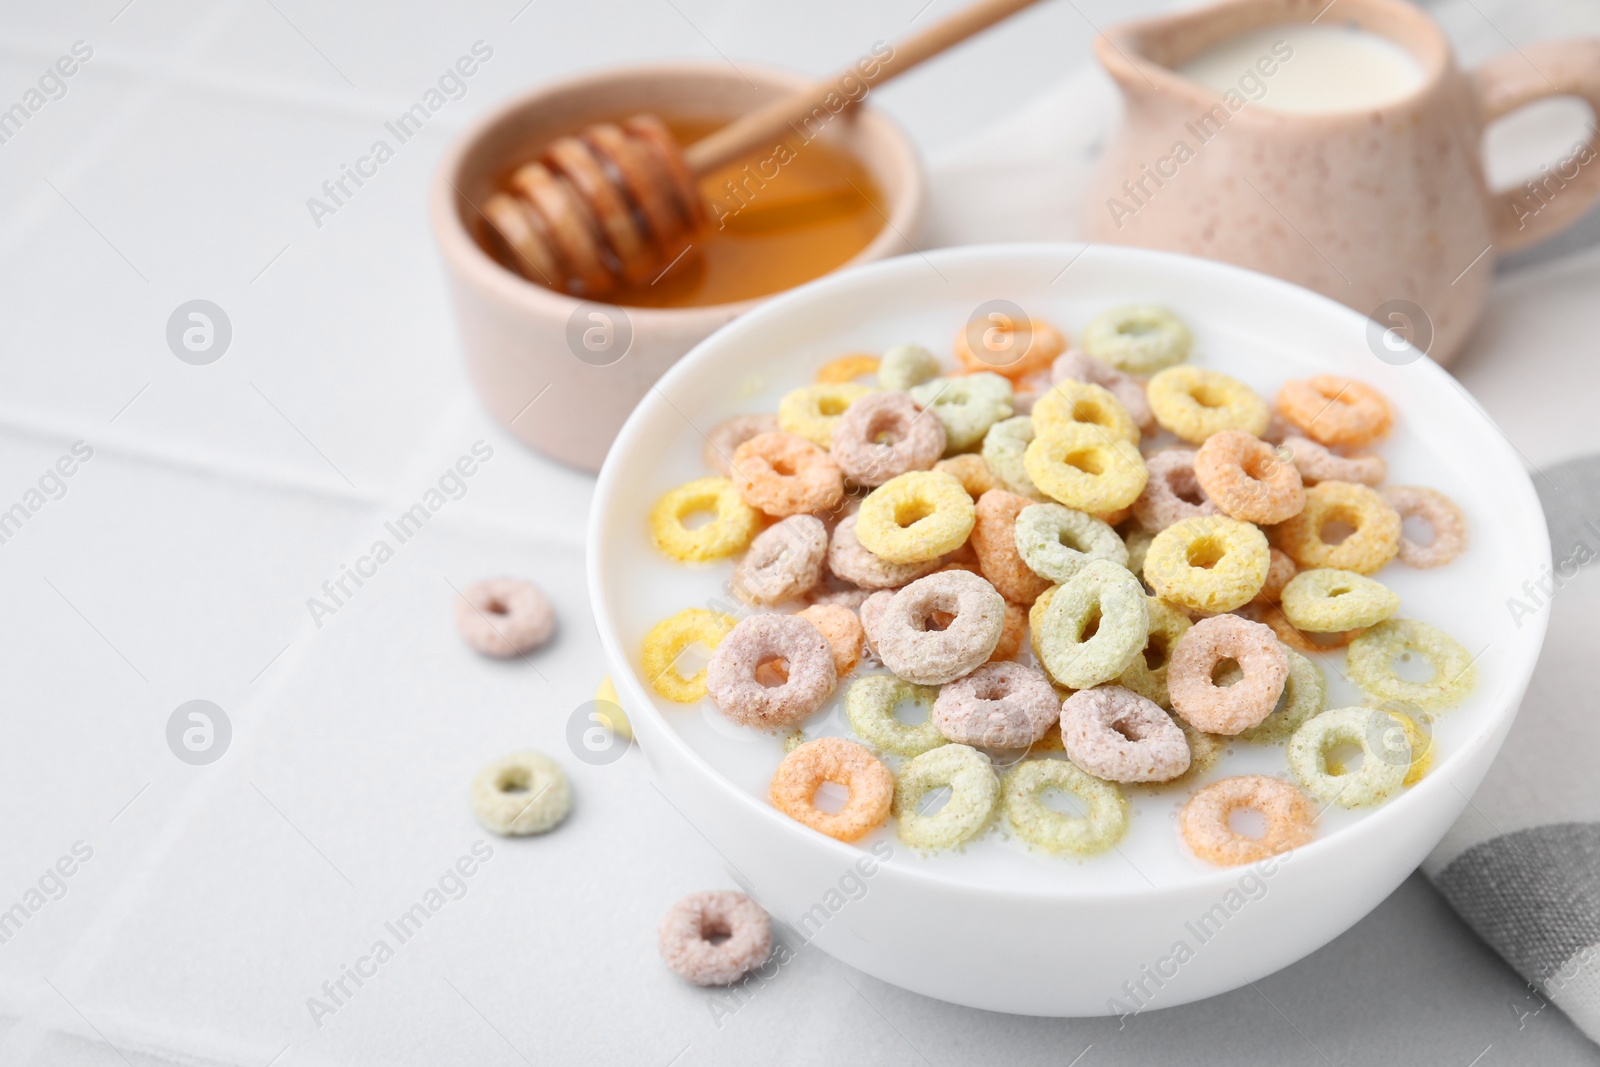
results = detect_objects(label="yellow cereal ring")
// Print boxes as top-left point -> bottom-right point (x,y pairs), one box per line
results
1147,366 -> 1271,443
649,476 -> 761,562
856,470 -> 976,564
1270,481 -> 1400,575
934,454 -> 999,499
1144,516 -> 1270,614
1023,423 -> 1148,513
640,608 -> 736,703
1396,713 -> 1433,786
1280,568 -> 1400,631
778,383 -> 874,448
1031,380 -> 1140,444
815,354 -> 880,384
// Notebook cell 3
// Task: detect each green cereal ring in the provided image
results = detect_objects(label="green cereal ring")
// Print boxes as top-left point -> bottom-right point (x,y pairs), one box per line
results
1237,650 -> 1326,743
1001,758 -> 1128,855
1347,618 -> 1476,714
1124,526 -> 1155,588
1280,569 -> 1400,632
893,744 -> 999,849
1116,597 -> 1193,708
981,416 -> 1043,498
1287,706 -> 1408,808
844,674 -> 947,757
1080,304 -> 1193,374
910,373 -> 1014,453
1144,516 -> 1270,614
878,343 -> 942,391
1014,503 -> 1128,584
1035,559 -> 1150,689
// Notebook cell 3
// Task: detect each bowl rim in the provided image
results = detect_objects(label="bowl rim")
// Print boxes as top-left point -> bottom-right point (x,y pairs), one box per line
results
587,241 -> 1551,902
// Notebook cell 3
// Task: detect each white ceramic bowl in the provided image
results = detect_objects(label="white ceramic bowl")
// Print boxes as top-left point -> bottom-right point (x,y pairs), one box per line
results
587,243 -> 1549,1016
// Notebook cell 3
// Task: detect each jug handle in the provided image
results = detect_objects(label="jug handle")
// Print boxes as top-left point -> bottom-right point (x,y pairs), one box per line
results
1472,39 -> 1600,253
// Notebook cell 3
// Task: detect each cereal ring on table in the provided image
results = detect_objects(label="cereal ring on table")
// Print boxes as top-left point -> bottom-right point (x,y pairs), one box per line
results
934,454 -> 999,499
1115,597 -> 1193,708
933,661 -> 1059,748
1024,424 -> 1148,513
454,577 -> 556,658
706,614 -> 838,730
1277,375 -> 1393,448
1032,379 -> 1140,444
1132,449 -> 1217,533
1062,686 -> 1191,782
732,516 -> 828,606
1080,304 -> 1192,374
826,513 -> 941,590
1383,486 -> 1468,569
1002,758 -> 1128,855
650,477 -> 762,562
777,383 -> 874,448
1147,366 -> 1271,443
470,750 -> 571,836
829,391 -> 945,487
971,490 -> 1053,606
989,600 -> 1027,663
1280,568 -> 1399,632
1145,516 -> 1270,614
658,891 -> 772,987
909,373 -> 1014,453
703,414 -> 780,475
769,737 -> 894,842
981,416 -> 1043,498
1168,614 -> 1290,735
641,608 -> 736,702
815,353 -> 880,384
1347,618 -> 1476,713
844,674 -> 946,757
856,471 -> 976,564
876,571 -> 1007,684
955,316 -> 1065,380
894,744 -> 1000,849
1014,503 -> 1128,584
857,590 -> 894,657
1236,650 -> 1325,743
1034,559 -> 1150,689
1052,350 -> 1155,431
1283,435 -> 1386,487
1179,775 -> 1316,865
1270,481 -> 1400,574
1287,706 -> 1409,808
1254,547 -> 1298,604
1194,430 -> 1305,525
731,432 -> 846,518
796,603 -> 864,678
878,343 -> 942,391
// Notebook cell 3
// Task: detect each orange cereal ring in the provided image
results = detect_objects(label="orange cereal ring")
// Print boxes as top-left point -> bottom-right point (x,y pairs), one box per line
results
769,737 -> 894,842
955,315 -> 1066,380
970,489 -> 1053,606
1276,375 -> 1393,448
730,432 -> 845,518
796,603 -> 864,677
1147,366 -> 1271,443
1031,380 -> 1140,445
1254,547 -> 1298,604
989,600 -> 1027,662
1194,430 -> 1305,525
816,354 -> 880,384
1023,423 -> 1148,513
935,454 -> 1000,499
1269,481 -> 1400,574
1180,775 -> 1317,866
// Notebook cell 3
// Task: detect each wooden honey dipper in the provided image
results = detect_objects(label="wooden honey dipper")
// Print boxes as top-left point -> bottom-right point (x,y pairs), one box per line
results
482,0 -> 1047,297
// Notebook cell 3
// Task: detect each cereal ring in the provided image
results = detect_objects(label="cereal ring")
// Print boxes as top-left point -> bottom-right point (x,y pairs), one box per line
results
658,891 -> 772,986
1147,366 -> 1270,443
1241,600 -> 1365,653
826,513 -> 941,590
1132,449 -> 1218,533
1080,304 -> 1192,374
933,661 -> 1059,748
1061,686 -> 1191,782
1032,379 -> 1140,444
815,354 -> 880,384
703,414 -> 781,475
955,316 -> 1065,380
1168,614 -> 1290,734
1254,547 -> 1298,604
706,614 -> 838,729
1014,503 -> 1128,584
593,675 -> 633,741
934,454 -> 999,499
981,416 -> 1043,498
1001,759 -> 1128,855
1024,424 -> 1148,513
858,590 -> 894,657
650,476 -> 762,562
1280,568 -> 1399,632
1052,350 -> 1155,431
1277,375 -> 1393,448
732,516 -> 827,605
1392,711 -> 1434,785
1193,430 -> 1305,525
1282,435 -> 1386,487
809,583 -> 871,610
1114,597 -> 1193,708
454,577 -> 556,658
796,603 -> 864,678
829,391 -> 945,487
777,383 -> 874,448
469,750 -> 571,836
1270,481 -> 1400,574
844,674 -> 946,757
769,737 -> 894,842
1383,486 -> 1468,569
731,432 -> 846,518
876,570 -> 1007,685
1236,650 -> 1325,743
893,744 -> 1001,849
1145,516 -> 1270,614
1287,706 -> 1409,808
1123,526 -> 1155,587
971,490 -> 1053,606
1034,559 -> 1150,689
989,600 -> 1027,663
856,471 -> 976,564
909,373 -> 1014,453
640,608 -> 736,702
1171,716 -> 1227,781
878,343 -> 942,391
1347,618 -> 1476,713
1179,775 -> 1316,865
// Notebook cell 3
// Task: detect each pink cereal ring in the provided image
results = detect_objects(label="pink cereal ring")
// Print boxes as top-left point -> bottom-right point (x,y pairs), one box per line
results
1052,349 -> 1155,431
1193,430 -> 1306,525
732,515 -> 828,605
857,590 -> 895,658
875,570 -> 1007,685
703,414 -> 780,475
1061,686 -> 1191,782
1180,775 -> 1317,865
454,577 -> 555,657
1168,614 -> 1290,735
1133,449 -> 1217,532
829,391 -> 945,487
1383,485 -> 1468,568
933,661 -> 1059,748
658,890 -> 772,986
706,614 -> 838,730
769,736 -> 894,841
827,512 -> 941,590
1283,435 -> 1386,487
